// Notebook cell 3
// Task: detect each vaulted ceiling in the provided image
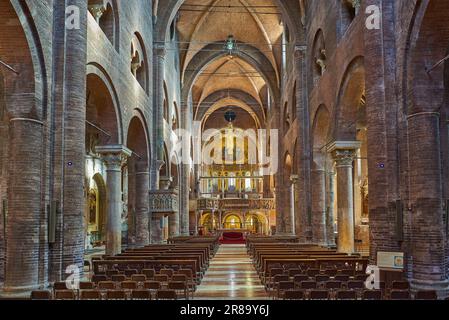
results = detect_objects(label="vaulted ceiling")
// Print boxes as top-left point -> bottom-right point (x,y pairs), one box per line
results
175,0 -> 286,127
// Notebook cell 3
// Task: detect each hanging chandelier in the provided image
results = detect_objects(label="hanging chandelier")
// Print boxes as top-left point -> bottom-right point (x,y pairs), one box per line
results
225,35 -> 237,58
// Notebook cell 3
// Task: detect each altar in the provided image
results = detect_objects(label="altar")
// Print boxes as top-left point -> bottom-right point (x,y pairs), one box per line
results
219,229 -> 247,244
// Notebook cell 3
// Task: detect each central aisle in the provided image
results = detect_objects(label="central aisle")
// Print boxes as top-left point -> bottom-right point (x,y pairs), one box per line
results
194,244 -> 269,300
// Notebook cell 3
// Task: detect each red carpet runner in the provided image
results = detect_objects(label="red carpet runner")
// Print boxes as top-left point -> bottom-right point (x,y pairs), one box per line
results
219,231 -> 246,244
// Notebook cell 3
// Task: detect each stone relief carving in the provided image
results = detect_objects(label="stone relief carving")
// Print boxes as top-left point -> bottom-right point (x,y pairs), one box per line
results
332,149 -> 357,166
149,191 -> 179,213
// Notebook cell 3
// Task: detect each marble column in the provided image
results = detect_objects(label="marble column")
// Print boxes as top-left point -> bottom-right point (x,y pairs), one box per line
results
127,158 -> 136,248
311,167 -> 327,245
135,160 -> 150,247
326,171 -> 337,246
163,215 -> 169,241
329,141 -> 360,254
96,145 -> 132,256
290,175 -> 299,236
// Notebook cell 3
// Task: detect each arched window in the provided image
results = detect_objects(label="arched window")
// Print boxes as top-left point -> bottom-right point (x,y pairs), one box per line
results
292,83 -> 297,121
136,60 -> 146,86
312,29 -> 326,83
99,3 -> 114,43
170,19 -> 176,41
130,33 -> 148,92
340,0 -> 360,38
172,102 -> 179,130
163,82 -> 169,121
88,0 -> 118,51
283,102 -> 290,131
0,70 -> 4,121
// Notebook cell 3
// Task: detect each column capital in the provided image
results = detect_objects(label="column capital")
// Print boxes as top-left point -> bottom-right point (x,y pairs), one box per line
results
332,149 -> 358,167
290,174 -> 299,184
294,45 -> 307,52
328,141 -> 361,152
153,42 -> 167,58
151,159 -> 165,171
294,45 -> 307,59
328,141 -> 360,166
96,145 -> 132,168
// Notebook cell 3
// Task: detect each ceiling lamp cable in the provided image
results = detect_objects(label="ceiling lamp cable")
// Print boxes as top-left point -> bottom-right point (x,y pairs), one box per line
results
0,59 -> 19,75
178,8 -> 280,15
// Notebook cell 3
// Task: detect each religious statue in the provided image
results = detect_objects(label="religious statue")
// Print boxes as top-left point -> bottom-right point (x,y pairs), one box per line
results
88,189 -> 97,224
122,201 -> 128,221
361,179 -> 369,219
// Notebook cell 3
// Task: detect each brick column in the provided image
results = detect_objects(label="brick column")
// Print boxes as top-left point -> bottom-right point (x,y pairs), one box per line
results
276,184 -> 294,235
152,43 -> 166,188
362,0 -> 401,264
179,165 -> 190,236
96,145 -> 132,255
151,213 -> 164,243
179,94 -> 192,236
60,0 -> 88,280
135,160 -> 150,247
150,44 -> 166,244
330,141 -> 360,254
311,167 -> 327,245
274,184 -> 286,235
168,212 -> 180,238
293,45 -> 312,243
3,118 -> 44,295
407,112 -> 449,294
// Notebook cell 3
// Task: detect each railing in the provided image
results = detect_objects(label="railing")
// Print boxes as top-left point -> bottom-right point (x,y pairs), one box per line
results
197,197 -> 275,211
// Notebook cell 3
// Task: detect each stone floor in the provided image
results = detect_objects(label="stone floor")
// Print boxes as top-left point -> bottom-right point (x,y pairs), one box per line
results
194,244 -> 268,300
